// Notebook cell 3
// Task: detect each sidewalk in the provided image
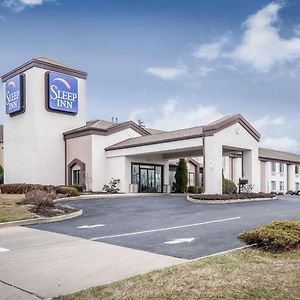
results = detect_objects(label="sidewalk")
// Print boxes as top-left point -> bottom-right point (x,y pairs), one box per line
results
0,227 -> 185,299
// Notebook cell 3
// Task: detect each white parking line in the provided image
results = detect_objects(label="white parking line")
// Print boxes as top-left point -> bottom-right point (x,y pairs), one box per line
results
0,247 -> 10,253
77,224 -> 105,229
90,216 -> 241,241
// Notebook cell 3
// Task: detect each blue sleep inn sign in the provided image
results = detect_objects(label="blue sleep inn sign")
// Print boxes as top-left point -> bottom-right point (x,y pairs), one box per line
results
46,72 -> 78,114
5,74 -> 25,116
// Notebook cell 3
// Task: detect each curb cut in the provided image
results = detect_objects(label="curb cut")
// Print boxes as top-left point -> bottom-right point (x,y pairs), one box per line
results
186,195 -> 276,204
0,209 -> 82,228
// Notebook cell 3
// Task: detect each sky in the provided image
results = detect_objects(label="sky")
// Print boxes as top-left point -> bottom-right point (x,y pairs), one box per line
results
0,0 -> 300,153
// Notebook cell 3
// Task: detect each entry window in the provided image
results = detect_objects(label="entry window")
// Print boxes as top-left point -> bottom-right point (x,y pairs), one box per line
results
279,163 -> 284,175
271,181 -> 276,192
72,170 -> 80,185
279,181 -> 284,192
132,164 -> 139,184
188,172 -> 195,186
271,162 -> 276,174
296,182 -> 300,191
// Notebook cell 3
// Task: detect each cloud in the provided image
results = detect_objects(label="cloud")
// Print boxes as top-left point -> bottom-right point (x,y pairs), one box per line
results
228,2 -> 300,72
196,66 -> 214,77
148,99 -> 223,131
129,108 -> 152,122
145,66 -> 188,80
1,0 -> 53,12
0,14 -> 5,20
260,136 -> 300,152
252,115 -> 285,131
194,35 -> 229,61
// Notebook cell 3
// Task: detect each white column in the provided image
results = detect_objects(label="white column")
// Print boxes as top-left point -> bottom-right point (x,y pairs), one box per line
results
242,149 -> 260,193
233,157 -> 242,185
287,164 -> 295,192
204,136 -> 222,194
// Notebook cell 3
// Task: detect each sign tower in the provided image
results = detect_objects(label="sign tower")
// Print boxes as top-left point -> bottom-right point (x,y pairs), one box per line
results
1,57 -> 87,185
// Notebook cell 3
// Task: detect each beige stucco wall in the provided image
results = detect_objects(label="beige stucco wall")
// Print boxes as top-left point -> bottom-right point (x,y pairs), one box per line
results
3,66 -> 86,185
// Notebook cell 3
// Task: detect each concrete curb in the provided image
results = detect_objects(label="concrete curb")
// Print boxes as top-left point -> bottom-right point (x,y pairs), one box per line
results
55,193 -> 186,202
187,195 -> 276,204
0,209 -> 82,228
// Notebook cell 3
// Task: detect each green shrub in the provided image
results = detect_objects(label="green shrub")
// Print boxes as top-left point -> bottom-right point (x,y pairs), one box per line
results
102,178 -> 120,194
222,178 -> 237,194
197,186 -> 204,194
187,186 -> 198,193
0,183 -> 56,194
71,184 -> 83,192
0,165 -> 4,184
22,190 -> 56,212
56,186 -> 80,197
174,158 -> 188,193
238,220 -> 300,251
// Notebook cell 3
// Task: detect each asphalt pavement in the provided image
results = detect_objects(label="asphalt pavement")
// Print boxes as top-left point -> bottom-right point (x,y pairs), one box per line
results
29,194 -> 300,259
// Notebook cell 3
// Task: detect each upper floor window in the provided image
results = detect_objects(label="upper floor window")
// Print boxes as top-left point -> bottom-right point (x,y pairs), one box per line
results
271,162 -> 276,174
295,165 -> 299,176
279,163 -> 284,174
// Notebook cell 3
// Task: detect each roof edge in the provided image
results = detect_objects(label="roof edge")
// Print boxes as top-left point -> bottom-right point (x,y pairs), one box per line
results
203,114 -> 261,142
64,121 -> 150,140
1,58 -> 88,82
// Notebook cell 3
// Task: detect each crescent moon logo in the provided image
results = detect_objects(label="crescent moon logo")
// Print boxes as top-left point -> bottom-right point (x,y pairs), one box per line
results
53,78 -> 71,90
7,81 -> 16,89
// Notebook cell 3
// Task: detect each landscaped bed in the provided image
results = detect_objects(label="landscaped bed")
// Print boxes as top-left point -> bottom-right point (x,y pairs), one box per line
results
188,193 -> 276,203
55,248 -> 300,300
0,192 -> 79,223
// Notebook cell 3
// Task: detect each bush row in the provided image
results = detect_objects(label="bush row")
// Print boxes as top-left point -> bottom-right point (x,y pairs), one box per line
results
189,193 -> 276,201
187,186 -> 203,194
0,183 -> 80,197
238,220 -> 300,251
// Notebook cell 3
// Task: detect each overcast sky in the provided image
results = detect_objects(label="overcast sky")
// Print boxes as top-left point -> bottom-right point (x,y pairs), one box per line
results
1,0 -> 300,153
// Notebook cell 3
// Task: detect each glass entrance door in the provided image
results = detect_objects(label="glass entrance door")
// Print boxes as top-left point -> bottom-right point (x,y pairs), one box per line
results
132,163 -> 163,193
140,168 -> 155,192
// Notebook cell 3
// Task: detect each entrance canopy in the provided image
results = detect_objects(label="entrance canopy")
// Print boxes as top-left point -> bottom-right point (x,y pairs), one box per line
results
105,114 -> 261,194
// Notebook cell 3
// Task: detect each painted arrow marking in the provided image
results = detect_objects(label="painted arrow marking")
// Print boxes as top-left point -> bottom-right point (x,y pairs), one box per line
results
77,224 -> 105,229
0,247 -> 10,253
165,238 -> 195,245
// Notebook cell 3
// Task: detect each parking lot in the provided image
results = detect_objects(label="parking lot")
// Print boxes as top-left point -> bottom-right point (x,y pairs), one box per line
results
29,194 -> 300,260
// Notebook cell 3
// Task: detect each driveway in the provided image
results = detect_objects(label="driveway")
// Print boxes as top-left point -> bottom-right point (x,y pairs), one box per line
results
1,194 -> 299,299
29,194 -> 300,259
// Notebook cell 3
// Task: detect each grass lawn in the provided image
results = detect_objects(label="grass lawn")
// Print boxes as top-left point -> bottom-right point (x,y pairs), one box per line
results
0,194 -> 37,222
56,248 -> 300,300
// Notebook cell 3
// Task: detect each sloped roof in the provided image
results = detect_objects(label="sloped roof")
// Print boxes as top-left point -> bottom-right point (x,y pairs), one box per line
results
259,148 -> 300,164
105,114 -> 260,151
1,56 -> 87,82
64,119 -> 150,140
105,125 -> 204,150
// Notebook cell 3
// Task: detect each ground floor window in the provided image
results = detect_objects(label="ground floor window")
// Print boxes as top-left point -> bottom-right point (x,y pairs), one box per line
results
296,182 -> 300,191
72,169 -> 80,185
271,180 -> 276,192
131,163 -> 163,193
279,181 -> 284,192
188,172 -> 195,186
